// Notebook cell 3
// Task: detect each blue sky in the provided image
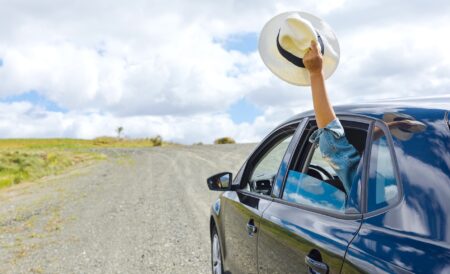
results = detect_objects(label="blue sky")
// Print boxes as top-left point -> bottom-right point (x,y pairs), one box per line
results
222,32 -> 262,124
1,91 -> 67,113
228,98 -> 262,124
0,0 -> 449,143
220,32 -> 258,55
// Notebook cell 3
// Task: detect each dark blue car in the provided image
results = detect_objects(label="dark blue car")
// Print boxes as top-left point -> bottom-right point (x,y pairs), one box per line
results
207,97 -> 450,274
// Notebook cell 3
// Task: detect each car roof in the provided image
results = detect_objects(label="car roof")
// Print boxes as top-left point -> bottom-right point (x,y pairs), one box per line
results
284,95 -> 450,124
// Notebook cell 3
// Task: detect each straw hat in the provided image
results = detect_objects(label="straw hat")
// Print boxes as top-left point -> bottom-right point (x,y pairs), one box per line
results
259,11 -> 340,86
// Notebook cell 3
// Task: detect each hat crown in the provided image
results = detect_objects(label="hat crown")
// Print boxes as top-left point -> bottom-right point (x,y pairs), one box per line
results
259,11 -> 340,86
279,15 -> 317,58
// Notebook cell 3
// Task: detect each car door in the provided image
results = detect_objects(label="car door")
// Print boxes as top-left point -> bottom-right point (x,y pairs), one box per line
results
257,117 -> 370,274
220,120 -> 305,274
342,120 -> 450,273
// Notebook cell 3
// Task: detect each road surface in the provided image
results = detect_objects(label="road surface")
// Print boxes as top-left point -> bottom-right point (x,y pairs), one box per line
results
0,144 -> 256,273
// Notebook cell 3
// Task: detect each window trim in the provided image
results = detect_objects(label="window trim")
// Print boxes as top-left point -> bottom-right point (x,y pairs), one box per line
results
445,110 -> 450,131
301,137 -> 317,174
271,118 -> 309,198
275,114 -> 373,219
272,196 -> 363,220
362,120 -> 405,217
238,119 -> 304,198
237,188 -> 274,202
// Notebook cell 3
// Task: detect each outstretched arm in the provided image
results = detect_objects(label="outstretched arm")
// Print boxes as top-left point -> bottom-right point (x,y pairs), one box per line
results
303,40 -> 336,128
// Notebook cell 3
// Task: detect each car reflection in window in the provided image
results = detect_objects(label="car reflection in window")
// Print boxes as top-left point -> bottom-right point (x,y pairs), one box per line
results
283,170 -> 346,212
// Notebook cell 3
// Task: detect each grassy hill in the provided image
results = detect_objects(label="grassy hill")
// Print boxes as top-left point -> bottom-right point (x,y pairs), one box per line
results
0,137 -> 174,189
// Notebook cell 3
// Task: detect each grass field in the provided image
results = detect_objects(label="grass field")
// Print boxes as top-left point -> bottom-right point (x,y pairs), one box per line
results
0,137 -> 174,190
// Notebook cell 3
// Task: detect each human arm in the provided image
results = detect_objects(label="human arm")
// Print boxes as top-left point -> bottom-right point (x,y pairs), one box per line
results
303,40 -> 336,128
303,40 -> 360,193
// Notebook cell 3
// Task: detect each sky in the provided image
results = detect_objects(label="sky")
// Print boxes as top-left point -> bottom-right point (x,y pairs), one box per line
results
0,0 -> 449,144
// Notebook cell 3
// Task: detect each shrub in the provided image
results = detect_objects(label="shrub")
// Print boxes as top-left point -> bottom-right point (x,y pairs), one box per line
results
214,137 -> 236,144
151,135 -> 162,146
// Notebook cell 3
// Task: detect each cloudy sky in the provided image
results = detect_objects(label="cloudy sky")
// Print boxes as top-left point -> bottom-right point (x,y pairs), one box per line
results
0,0 -> 449,143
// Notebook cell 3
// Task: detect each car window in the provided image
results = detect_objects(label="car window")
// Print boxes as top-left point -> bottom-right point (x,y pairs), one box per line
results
283,145 -> 347,212
309,145 -> 339,183
367,126 -> 399,212
281,121 -> 367,213
246,133 -> 294,195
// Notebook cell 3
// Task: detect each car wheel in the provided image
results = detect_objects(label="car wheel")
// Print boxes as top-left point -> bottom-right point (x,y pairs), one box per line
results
211,227 -> 223,274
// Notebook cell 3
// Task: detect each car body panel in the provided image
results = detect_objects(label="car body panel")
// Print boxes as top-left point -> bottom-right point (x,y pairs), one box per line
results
344,212 -> 450,273
218,190 -> 272,274
258,201 -> 362,274
343,105 -> 450,273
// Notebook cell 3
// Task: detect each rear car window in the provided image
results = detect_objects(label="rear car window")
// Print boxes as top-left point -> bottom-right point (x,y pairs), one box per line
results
367,126 -> 399,212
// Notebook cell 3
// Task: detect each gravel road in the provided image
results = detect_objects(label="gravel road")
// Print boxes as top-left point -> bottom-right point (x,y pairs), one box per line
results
0,144 -> 256,274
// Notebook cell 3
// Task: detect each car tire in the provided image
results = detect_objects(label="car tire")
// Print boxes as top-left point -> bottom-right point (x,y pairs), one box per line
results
211,226 -> 224,274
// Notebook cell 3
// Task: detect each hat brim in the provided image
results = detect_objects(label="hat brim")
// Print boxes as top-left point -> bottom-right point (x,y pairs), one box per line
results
259,11 -> 340,86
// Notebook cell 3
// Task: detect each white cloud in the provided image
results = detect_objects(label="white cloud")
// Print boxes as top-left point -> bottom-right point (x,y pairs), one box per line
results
0,0 -> 449,143
0,102 -> 278,143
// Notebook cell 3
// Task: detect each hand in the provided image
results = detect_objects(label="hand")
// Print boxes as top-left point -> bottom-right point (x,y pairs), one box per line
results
303,40 -> 323,75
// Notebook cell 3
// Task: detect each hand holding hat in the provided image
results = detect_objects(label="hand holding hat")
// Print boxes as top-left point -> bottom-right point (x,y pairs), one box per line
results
303,40 -> 323,76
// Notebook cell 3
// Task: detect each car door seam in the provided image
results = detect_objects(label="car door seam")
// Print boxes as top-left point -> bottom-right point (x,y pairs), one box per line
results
339,215 -> 364,274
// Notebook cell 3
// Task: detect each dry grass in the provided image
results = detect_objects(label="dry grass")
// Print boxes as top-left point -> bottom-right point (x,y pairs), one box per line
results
0,136 -> 176,190
0,150 -> 100,189
0,136 -> 174,150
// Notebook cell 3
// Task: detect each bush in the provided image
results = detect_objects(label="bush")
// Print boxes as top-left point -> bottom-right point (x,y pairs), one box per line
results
150,135 -> 162,146
214,137 -> 236,144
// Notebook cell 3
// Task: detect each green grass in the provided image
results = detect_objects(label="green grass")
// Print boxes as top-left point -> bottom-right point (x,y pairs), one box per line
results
0,136 -> 174,150
0,137 -> 176,190
0,150 -> 100,189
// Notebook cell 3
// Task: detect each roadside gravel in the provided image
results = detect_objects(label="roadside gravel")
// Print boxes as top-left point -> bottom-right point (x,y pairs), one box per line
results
0,144 -> 256,274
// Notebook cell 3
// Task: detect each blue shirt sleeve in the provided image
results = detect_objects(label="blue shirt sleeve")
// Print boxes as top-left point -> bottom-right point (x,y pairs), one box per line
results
309,119 -> 361,194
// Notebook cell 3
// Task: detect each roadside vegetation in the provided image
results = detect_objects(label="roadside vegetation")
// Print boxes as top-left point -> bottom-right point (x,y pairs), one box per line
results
0,135 -> 174,190
0,136 -> 172,150
214,137 -> 236,144
0,150 -> 100,189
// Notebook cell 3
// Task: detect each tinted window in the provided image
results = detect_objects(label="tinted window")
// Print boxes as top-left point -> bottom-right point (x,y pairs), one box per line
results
283,145 -> 347,212
246,133 -> 293,195
251,135 -> 293,181
367,127 -> 399,211
283,170 -> 346,212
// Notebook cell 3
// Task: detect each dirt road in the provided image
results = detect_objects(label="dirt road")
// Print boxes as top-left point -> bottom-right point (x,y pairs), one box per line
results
0,144 -> 256,273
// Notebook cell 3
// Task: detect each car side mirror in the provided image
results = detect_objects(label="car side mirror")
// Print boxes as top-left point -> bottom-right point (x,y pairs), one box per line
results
207,172 -> 232,191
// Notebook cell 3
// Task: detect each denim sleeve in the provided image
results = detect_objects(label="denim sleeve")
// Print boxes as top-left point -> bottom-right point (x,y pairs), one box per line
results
309,119 -> 361,194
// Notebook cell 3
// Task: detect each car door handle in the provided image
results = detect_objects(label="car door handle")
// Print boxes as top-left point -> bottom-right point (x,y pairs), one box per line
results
305,255 -> 328,274
246,219 -> 257,236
